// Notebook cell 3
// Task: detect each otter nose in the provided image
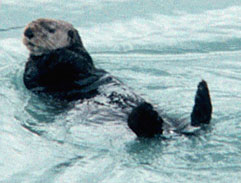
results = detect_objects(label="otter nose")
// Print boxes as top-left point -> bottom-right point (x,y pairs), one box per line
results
24,28 -> 34,39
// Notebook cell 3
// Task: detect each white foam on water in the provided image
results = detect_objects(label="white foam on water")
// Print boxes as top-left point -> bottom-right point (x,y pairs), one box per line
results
78,6 -> 241,53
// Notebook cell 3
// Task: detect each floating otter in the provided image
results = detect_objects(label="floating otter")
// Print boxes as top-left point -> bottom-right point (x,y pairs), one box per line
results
23,18 -> 212,138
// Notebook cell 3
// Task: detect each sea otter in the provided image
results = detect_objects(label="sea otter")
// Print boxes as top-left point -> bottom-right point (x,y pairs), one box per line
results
23,18 -> 212,138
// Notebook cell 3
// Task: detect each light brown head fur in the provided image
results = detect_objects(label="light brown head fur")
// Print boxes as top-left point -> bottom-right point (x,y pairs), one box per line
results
23,18 -> 84,56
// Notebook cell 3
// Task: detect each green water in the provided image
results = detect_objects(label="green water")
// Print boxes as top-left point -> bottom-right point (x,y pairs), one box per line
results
1,1 -> 241,182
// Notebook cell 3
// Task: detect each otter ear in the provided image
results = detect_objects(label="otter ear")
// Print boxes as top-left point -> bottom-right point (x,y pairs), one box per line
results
68,29 -> 83,46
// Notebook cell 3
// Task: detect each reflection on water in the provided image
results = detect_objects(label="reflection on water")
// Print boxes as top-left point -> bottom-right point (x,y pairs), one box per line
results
1,1 -> 241,182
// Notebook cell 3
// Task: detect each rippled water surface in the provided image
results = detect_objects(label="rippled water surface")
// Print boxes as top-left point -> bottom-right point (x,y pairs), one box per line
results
1,1 -> 241,182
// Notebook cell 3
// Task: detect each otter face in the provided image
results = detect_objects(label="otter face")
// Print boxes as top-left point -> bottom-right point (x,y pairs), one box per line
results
23,18 -> 83,56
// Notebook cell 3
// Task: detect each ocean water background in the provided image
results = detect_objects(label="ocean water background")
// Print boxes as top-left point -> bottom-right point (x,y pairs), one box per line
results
1,0 -> 241,182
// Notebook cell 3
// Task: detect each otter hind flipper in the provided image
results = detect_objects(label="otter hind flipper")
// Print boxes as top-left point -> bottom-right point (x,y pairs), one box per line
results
191,80 -> 212,127
127,102 -> 163,138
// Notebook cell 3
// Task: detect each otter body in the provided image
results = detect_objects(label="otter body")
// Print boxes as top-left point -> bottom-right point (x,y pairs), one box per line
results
23,18 -> 212,138
23,44 -> 143,107
24,45 -> 102,101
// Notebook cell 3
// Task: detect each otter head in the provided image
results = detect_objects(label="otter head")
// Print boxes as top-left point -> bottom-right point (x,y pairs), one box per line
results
23,18 -> 84,56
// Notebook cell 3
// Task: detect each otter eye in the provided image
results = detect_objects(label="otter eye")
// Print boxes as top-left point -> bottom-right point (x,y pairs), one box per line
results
68,30 -> 74,39
48,28 -> 55,33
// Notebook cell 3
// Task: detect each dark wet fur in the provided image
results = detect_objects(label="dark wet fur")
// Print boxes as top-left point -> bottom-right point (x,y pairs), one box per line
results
24,44 -> 104,101
23,43 -> 212,138
127,102 -> 163,138
191,80 -> 212,126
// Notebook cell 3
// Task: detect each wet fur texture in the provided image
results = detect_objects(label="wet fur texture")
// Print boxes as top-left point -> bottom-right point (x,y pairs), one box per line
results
23,18 -> 83,56
23,18 -> 212,138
